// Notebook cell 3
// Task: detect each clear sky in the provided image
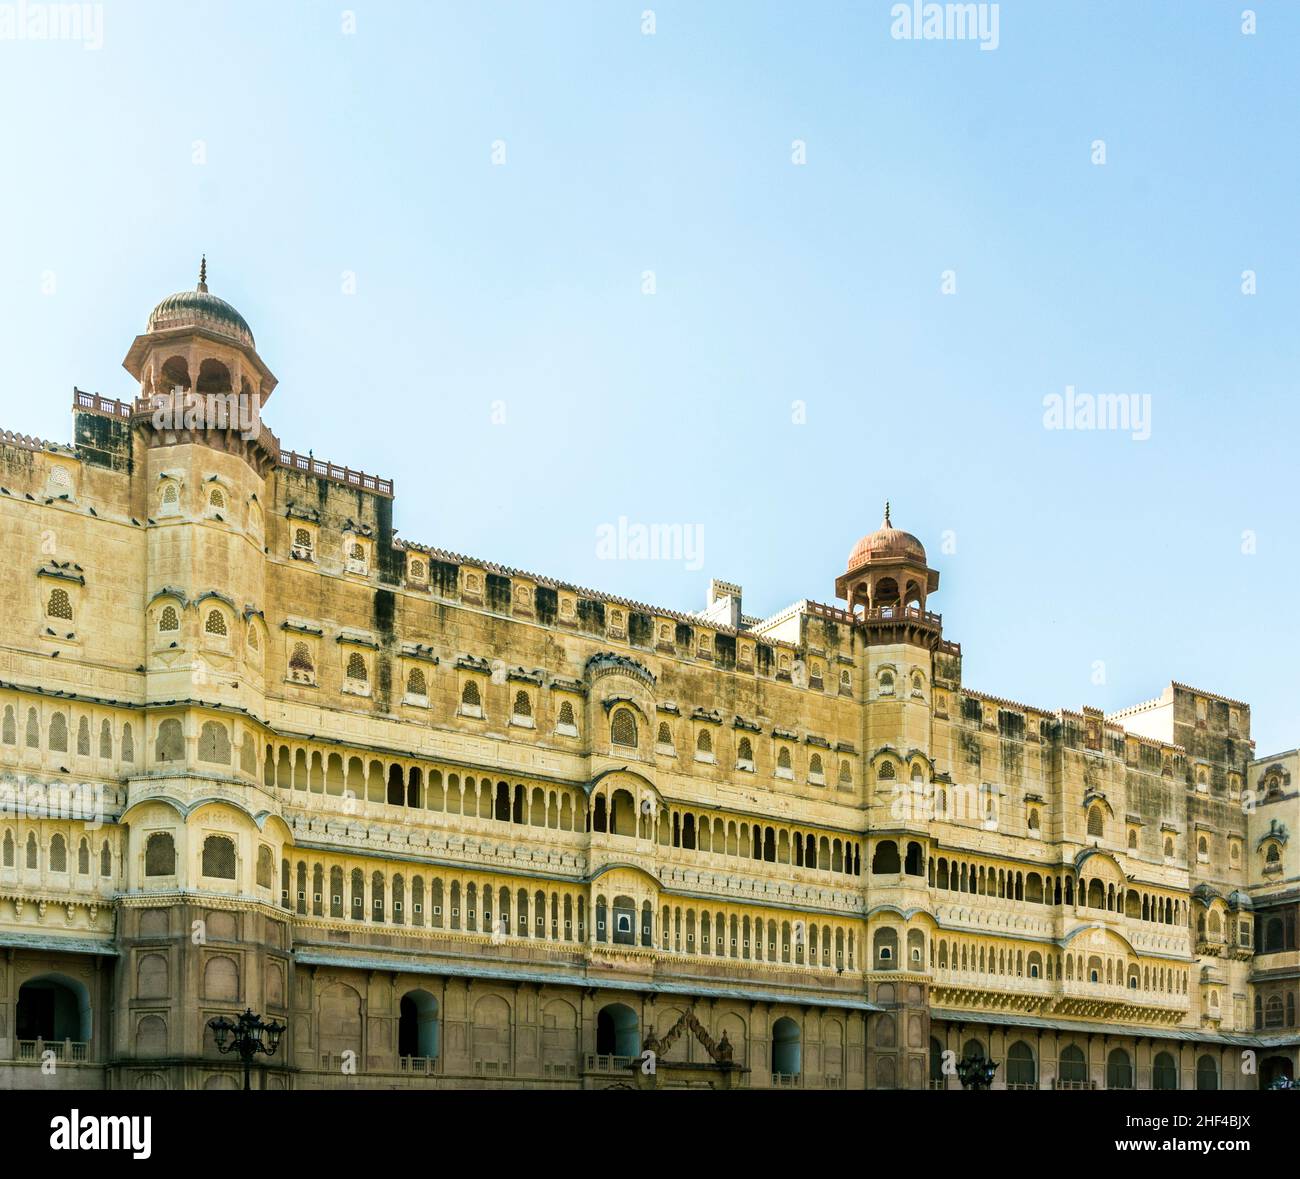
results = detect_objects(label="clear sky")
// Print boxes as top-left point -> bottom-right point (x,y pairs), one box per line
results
0,1 -> 1296,755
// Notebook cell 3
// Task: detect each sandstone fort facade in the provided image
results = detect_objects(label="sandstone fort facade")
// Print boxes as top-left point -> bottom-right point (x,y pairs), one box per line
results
0,266 -> 1296,1090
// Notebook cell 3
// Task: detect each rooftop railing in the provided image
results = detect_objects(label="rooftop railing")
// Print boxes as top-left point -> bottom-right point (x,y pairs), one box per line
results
278,449 -> 394,497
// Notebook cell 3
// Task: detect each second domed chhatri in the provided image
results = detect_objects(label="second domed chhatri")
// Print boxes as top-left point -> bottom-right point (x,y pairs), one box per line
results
846,502 -> 926,571
835,502 -> 939,617
146,256 -> 255,349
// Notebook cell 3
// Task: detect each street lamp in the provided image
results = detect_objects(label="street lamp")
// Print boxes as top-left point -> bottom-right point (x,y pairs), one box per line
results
956,1052 -> 1000,1090
208,1008 -> 285,1090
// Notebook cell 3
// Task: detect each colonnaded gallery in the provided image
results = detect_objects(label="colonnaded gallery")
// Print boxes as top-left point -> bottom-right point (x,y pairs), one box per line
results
0,265 -> 1296,1091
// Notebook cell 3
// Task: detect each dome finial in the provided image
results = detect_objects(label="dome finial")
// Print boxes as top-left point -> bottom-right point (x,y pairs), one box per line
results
883,500 -> 891,528
197,255 -> 208,293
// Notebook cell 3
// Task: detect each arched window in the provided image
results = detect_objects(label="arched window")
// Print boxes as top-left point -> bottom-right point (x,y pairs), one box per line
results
49,833 -> 67,872
204,609 -> 227,637
406,667 -> 427,697
1106,1048 -> 1133,1089
345,652 -> 368,683
879,670 -> 894,696
1006,1041 -> 1036,1087
158,605 -> 180,633
292,527 -> 313,558
512,690 -> 533,720
657,721 -> 673,748
161,481 -> 180,508
47,587 -> 73,621
145,832 -> 176,876
48,713 -> 68,752
1086,807 -> 1104,838
1028,808 -> 1040,832
696,729 -> 712,756
777,747 -> 792,772
595,1003 -> 640,1058
201,835 -> 236,880
1164,836 -> 1175,858
461,680 -> 481,708
557,700 -> 577,732
1058,1044 -> 1087,1085
246,624 -> 259,652
398,990 -> 441,1060
1127,828 -> 1137,849
197,721 -> 230,764
871,841 -> 901,874
771,1017 -> 801,1078
838,761 -> 852,786
208,487 -> 225,511
288,642 -> 314,682
736,736 -> 753,765
154,717 -> 183,761
809,753 -> 824,783
877,761 -> 896,780
609,708 -> 636,747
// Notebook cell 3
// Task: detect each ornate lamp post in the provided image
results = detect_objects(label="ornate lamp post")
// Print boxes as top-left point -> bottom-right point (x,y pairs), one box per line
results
956,1052 -> 1000,1090
208,1008 -> 285,1090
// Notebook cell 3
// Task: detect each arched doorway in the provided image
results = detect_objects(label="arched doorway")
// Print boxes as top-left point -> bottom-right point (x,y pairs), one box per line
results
16,974 -> 91,1047
398,989 -> 440,1060
929,1036 -> 946,1089
1196,1054 -> 1219,1091
771,1017 -> 801,1079
1006,1040 -> 1036,1088
1152,1051 -> 1178,1090
595,1003 -> 639,1059
1106,1047 -> 1133,1089
1058,1044 -> 1087,1086
1260,1056 -> 1293,1089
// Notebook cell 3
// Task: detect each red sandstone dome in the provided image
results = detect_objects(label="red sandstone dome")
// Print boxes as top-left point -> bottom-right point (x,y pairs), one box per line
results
846,503 -> 926,569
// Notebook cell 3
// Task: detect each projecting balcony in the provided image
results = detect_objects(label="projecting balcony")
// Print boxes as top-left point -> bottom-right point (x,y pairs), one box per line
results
397,1054 -> 444,1076
584,1053 -> 635,1074
930,969 -> 1191,1018
15,1038 -> 89,1063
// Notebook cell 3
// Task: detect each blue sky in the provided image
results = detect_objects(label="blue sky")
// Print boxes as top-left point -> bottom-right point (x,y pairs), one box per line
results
0,1 -> 1296,754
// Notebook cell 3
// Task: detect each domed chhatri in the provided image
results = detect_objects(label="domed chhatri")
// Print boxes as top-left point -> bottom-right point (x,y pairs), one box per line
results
146,256 -> 255,349
846,502 -> 926,571
835,501 -> 939,615
123,256 -> 277,406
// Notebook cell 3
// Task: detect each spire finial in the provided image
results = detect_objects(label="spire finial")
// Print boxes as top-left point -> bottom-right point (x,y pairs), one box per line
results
197,255 -> 208,292
883,501 -> 891,527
